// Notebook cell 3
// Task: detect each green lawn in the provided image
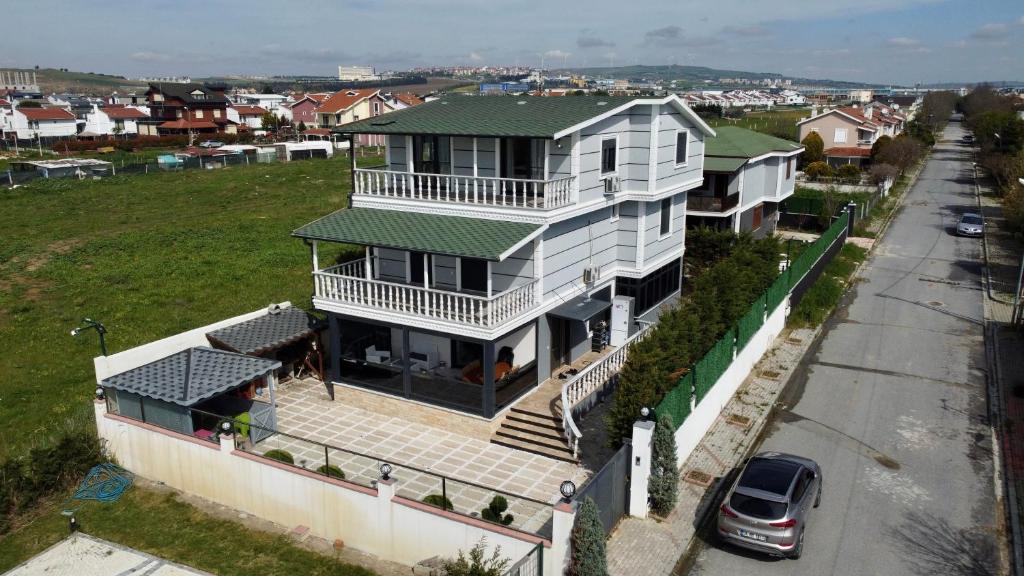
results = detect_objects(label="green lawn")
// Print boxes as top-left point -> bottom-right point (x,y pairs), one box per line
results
706,107 -> 810,141
0,156 -> 361,460
0,155 -> 379,573
0,487 -> 375,575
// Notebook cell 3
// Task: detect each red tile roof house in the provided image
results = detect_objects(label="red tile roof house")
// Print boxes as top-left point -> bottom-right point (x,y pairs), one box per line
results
9,106 -> 78,139
314,89 -> 391,147
288,93 -> 330,127
797,106 -> 889,167
138,83 -> 237,137
227,105 -> 269,131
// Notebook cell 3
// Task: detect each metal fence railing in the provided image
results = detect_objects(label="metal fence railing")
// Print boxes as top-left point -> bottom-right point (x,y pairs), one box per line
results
105,400 -> 555,538
504,541 -> 544,576
655,211 -> 850,429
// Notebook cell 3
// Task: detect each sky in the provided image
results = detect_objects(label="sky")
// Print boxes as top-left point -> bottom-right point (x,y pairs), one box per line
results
1,0 -> 1022,85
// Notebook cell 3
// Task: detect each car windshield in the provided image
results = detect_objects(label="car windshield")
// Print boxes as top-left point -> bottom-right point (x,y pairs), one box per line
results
962,216 -> 983,225
730,493 -> 788,520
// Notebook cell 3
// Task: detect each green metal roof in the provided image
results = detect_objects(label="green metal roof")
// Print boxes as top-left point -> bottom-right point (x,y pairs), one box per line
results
705,126 -> 803,160
333,95 -> 639,138
703,156 -> 748,173
293,208 -> 541,261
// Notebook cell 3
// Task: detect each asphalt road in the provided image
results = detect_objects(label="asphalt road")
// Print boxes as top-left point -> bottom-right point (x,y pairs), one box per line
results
686,121 -> 1000,576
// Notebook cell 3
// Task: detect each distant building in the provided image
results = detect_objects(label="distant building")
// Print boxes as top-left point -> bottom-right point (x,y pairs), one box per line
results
848,89 -> 873,104
8,107 -> 78,139
338,66 -> 377,82
81,105 -> 149,136
479,82 -> 530,94
138,83 -> 236,136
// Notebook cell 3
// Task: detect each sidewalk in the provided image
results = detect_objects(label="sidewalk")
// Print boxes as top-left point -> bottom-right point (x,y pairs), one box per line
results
605,325 -> 820,576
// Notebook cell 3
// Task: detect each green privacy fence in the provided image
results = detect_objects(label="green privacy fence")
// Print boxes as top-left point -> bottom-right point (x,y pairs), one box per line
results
655,211 -> 850,430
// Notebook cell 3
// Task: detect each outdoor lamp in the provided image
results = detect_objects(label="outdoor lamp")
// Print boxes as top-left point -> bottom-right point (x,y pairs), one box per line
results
220,421 -> 232,434
559,480 -> 577,503
95,387 -> 105,400
640,406 -> 650,419
379,462 -> 393,481
71,318 -> 108,356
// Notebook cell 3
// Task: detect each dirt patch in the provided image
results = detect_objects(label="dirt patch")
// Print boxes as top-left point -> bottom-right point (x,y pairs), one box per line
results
26,239 -> 81,272
683,470 -> 714,488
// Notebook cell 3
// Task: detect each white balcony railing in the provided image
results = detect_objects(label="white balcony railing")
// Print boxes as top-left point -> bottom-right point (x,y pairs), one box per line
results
313,262 -> 539,329
560,320 -> 655,459
354,168 -> 575,210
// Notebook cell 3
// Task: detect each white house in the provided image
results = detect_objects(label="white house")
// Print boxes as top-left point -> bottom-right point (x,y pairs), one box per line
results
8,107 -> 77,139
238,93 -> 288,109
227,105 -> 269,130
81,105 -> 149,136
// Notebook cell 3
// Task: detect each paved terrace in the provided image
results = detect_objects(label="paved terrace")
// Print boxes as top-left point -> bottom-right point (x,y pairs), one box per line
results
265,378 -> 589,535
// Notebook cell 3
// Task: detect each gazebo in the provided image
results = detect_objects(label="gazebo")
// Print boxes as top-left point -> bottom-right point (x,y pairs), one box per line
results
101,346 -> 281,443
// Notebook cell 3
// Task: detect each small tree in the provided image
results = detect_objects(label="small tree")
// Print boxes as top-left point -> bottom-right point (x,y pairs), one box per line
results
870,135 -> 892,162
260,112 -> 276,131
649,413 -> 679,516
801,131 -> 824,165
869,163 -> 899,185
819,187 -> 841,228
481,495 -> 514,525
298,120 -> 307,132
570,497 -> 608,576
443,538 -> 509,576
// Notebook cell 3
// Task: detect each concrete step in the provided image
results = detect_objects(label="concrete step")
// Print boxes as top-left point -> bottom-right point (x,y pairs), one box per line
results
490,434 -> 577,463
499,421 -> 566,443
504,413 -> 563,435
508,406 -> 562,425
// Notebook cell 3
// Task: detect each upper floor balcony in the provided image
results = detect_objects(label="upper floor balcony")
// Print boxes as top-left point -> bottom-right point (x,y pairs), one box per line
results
354,167 -> 575,210
688,192 -> 740,213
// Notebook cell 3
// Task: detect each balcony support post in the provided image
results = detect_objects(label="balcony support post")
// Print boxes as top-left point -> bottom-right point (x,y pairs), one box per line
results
482,341 -> 496,418
365,247 -> 372,280
401,328 -> 412,398
311,240 -> 320,272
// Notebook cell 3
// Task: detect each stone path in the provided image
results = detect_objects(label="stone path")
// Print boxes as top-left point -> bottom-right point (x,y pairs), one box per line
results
264,379 -> 589,534
605,325 -> 820,576
4,533 -> 211,576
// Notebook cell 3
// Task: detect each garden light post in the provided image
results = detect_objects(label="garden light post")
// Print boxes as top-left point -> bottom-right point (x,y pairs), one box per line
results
559,480 -> 576,504
71,318 -> 108,356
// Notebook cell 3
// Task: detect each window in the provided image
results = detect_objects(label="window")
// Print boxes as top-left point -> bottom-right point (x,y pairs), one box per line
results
610,202 -> 620,222
659,198 -> 672,237
194,110 -> 204,119
786,157 -> 793,179
213,109 -> 221,118
373,101 -> 380,115
675,129 -> 689,166
834,128 -> 848,143
752,203 -> 763,230
600,136 -> 617,176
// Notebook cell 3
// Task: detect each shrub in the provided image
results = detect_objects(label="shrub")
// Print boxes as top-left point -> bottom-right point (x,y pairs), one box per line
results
443,538 -> 509,576
570,497 -> 608,576
800,131 -> 824,165
803,161 -> 833,181
263,449 -> 294,464
870,135 -> 892,161
836,164 -> 862,182
649,414 -> 679,516
423,493 -> 453,511
869,163 -> 899,185
480,495 -> 514,525
316,464 -> 345,479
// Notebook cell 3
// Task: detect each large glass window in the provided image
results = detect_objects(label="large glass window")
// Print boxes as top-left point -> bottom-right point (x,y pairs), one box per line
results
460,258 -> 488,293
660,198 -> 672,237
675,130 -> 688,166
601,137 -> 617,175
337,320 -> 403,395
615,259 -> 681,316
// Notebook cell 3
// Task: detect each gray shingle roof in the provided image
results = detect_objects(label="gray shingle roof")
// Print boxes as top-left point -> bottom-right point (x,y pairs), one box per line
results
332,95 -> 640,138
206,306 -> 324,355
101,347 -> 281,407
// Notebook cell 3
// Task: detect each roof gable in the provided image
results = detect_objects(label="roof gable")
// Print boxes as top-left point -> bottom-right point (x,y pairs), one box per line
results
705,126 -> 803,160
316,89 -> 379,114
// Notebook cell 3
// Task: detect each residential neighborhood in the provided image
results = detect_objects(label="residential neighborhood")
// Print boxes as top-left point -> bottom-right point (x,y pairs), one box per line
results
1,4 -> 1024,576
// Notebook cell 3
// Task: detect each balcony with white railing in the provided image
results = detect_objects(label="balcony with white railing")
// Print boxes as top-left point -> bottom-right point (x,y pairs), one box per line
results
353,168 -> 575,210
560,321 -> 655,458
313,261 -> 540,330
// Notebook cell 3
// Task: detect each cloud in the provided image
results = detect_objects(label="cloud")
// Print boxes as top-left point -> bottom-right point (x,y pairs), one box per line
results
642,25 -> 718,47
970,22 -> 1010,40
720,24 -> 772,37
467,51 -> 483,62
130,51 -> 171,63
886,37 -> 920,47
544,49 -> 571,60
577,29 -> 615,48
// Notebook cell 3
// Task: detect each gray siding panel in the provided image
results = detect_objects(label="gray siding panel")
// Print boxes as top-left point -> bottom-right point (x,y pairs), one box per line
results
655,109 -> 704,190
643,193 -> 686,263
492,244 -> 534,293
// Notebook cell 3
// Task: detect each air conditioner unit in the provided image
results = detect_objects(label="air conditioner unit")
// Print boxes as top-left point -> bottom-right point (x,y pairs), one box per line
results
603,176 -> 621,195
583,266 -> 600,284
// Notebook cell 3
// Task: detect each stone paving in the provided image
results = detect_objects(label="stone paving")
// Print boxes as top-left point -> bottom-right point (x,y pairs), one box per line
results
260,378 -> 589,535
4,533 -> 211,576
605,325 -> 820,576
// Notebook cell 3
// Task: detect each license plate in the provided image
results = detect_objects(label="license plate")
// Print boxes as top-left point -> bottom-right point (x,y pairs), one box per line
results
739,529 -> 767,542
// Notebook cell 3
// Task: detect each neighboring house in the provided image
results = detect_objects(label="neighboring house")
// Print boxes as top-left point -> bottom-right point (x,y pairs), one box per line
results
108,91 -> 148,106
8,106 -> 77,139
287,93 -> 329,127
315,89 -> 389,146
298,95 -> 714,456
386,92 -> 424,110
237,93 -> 288,109
227,105 -> 269,130
688,126 -> 803,237
138,83 -> 236,136
797,106 -> 889,167
81,105 -> 149,136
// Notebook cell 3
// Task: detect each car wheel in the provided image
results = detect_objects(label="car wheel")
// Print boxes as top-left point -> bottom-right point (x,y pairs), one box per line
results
790,528 -> 805,560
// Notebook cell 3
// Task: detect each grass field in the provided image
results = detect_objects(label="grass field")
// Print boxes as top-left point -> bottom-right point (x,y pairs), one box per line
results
0,155 -> 360,461
0,155 -> 382,572
705,107 -> 811,142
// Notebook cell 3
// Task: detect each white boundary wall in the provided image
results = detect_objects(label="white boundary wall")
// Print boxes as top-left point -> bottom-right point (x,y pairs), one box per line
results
95,402 -> 569,573
672,296 -> 789,465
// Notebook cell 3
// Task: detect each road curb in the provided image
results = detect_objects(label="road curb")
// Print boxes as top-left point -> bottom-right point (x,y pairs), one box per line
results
972,157 -> 1016,306
988,322 -> 1023,576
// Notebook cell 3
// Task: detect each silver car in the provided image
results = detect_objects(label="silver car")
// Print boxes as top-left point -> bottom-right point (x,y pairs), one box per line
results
717,452 -> 822,559
956,213 -> 984,237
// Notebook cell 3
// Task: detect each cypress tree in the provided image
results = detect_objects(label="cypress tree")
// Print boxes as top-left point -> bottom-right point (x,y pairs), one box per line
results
570,497 -> 608,576
649,413 -> 679,516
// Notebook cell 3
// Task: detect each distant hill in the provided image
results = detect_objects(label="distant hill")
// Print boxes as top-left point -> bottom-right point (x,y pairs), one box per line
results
5,68 -> 147,96
549,64 -> 878,89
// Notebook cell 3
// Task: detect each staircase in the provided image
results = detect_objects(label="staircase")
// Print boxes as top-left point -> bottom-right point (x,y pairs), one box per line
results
490,405 -> 577,463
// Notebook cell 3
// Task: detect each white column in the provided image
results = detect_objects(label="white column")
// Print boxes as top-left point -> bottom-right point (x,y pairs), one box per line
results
311,240 -> 320,272
472,137 -> 478,177
93,398 -> 108,440
533,237 -> 544,302
494,138 -> 501,178
423,256 -> 430,289
486,261 -> 493,298
550,501 -> 576,575
629,419 -> 655,518
219,430 -> 235,453
375,477 -> 396,557
365,247 -> 372,280
647,105 -> 659,194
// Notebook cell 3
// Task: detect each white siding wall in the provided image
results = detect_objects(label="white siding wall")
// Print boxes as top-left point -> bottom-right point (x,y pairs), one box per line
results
642,193 -> 686,266
655,110 -> 705,191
